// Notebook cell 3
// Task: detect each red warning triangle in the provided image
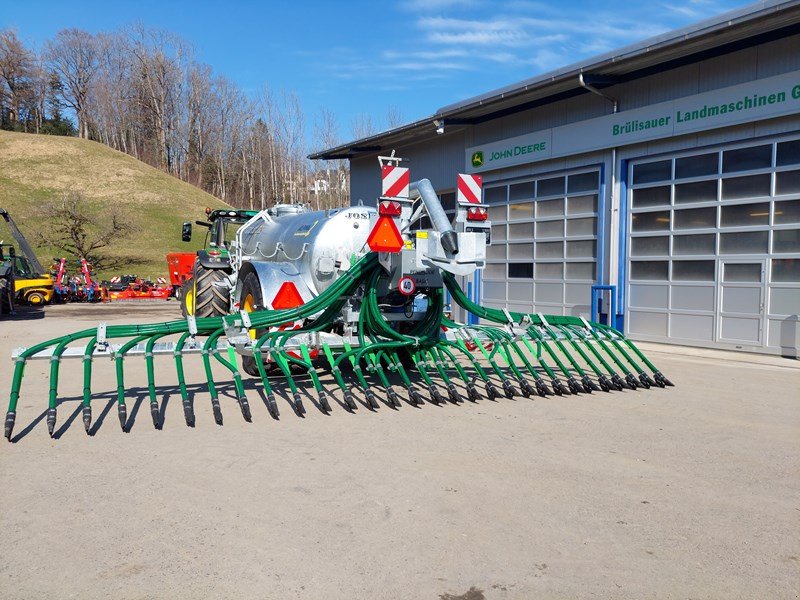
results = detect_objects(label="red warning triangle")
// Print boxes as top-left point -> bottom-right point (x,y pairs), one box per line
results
271,281 -> 304,309
367,216 -> 404,253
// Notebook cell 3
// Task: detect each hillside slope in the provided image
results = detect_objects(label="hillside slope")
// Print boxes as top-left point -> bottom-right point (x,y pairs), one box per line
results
0,130 -> 229,278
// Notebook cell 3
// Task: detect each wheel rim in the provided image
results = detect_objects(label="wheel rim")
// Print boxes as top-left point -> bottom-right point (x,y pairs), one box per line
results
184,287 -> 195,315
29,293 -> 44,305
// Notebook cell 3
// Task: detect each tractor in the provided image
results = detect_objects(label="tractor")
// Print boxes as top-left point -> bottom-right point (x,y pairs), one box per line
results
168,207 -> 258,315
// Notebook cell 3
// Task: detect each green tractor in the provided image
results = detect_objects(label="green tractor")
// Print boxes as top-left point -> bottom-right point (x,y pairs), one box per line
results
170,208 -> 259,317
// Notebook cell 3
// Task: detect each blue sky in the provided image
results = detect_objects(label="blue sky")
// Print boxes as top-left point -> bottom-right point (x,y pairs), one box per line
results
4,0 -> 749,148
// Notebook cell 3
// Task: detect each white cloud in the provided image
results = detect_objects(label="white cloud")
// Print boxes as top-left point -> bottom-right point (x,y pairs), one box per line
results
311,0 -> 746,105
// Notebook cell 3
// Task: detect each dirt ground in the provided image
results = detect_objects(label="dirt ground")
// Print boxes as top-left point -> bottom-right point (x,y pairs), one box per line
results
1,302 -> 798,600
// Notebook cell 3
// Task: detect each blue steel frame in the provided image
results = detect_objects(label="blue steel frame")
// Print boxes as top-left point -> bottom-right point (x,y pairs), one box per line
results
616,158 -> 630,333
591,285 -> 619,329
596,163 -> 607,294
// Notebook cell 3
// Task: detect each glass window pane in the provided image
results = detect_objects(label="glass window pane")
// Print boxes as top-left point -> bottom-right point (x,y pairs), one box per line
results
630,261 -> 668,280
720,231 -> 768,254
673,233 -> 715,255
485,186 -> 507,204
724,263 -> 762,282
566,217 -> 597,236
777,140 -> 800,166
509,181 -> 535,201
566,240 -> 596,258
487,244 -> 506,259
536,241 -> 563,258
537,176 -> 565,197
721,174 -> 771,199
536,198 -> 564,217
632,186 -> 670,208
565,262 -> 596,280
567,171 -> 598,193
633,160 -> 671,184
631,236 -> 669,256
675,152 -> 718,178
488,205 -> 506,221
508,222 -> 533,239
567,194 -> 597,215
772,258 -> 800,282
674,207 -> 716,229
775,199 -> 800,224
440,192 -> 455,213
484,263 -> 506,278
673,260 -> 715,281
773,229 -> 800,253
508,263 -> 533,278
535,263 -> 563,279
508,202 -> 534,219
492,225 -> 506,242
631,210 -> 670,232
722,144 -> 772,172
720,202 -> 769,227
535,220 -> 563,238
776,170 -> 800,195
508,243 -> 533,259
675,180 -> 717,204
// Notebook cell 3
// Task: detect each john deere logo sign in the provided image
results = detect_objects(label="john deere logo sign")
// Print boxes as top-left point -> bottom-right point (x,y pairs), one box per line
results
471,151 -> 484,168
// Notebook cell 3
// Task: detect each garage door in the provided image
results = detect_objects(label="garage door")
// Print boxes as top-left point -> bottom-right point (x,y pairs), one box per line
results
482,168 -> 600,317
626,137 -> 800,354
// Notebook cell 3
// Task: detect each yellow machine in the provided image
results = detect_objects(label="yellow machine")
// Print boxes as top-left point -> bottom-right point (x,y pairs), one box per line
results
11,252 -> 54,305
0,209 -> 54,307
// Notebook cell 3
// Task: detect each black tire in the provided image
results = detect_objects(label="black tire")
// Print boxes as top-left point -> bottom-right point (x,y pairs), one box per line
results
192,264 -> 228,318
240,271 -> 266,377
0,277 -> 13,316
174,283 -> 183,302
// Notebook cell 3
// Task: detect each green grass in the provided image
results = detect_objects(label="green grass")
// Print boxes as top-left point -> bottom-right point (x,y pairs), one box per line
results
0,130 -> 229,279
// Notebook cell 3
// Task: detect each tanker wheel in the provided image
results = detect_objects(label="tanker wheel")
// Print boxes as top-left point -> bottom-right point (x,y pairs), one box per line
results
180,279 -> 194,317
26,291 -> 47,306
192,265 -> 228,318
240,271 -> 267,377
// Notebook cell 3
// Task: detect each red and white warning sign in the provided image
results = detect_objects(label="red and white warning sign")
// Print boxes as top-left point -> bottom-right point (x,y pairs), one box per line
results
397,276 -> 416,296
457,173 -> 482,204
381,165 -> 410,198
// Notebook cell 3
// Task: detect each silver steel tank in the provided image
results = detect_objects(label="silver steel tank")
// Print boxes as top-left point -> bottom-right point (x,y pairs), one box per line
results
238,205 -> 376,295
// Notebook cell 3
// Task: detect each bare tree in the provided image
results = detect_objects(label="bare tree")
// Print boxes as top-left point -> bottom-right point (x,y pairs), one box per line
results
0,29 -> 34,128
46,29 -> 100,138
350,113 -> 375,140
312,107 -> 348,209
35,191 -> 136,271
129,26 -> 190,171
386,105 -> 404,129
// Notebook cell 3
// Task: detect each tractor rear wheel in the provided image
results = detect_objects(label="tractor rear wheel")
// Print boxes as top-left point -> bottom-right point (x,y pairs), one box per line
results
192,264 -> 229,318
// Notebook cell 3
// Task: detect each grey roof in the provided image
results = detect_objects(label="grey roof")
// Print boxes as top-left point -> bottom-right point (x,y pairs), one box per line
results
309,0 -> 800,160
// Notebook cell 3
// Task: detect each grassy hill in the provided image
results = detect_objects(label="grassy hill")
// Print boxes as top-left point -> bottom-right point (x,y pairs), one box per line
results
0,130 -> 229,279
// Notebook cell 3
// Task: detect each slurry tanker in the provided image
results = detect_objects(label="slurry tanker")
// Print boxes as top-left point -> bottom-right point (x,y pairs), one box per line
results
5,156 -> 671,440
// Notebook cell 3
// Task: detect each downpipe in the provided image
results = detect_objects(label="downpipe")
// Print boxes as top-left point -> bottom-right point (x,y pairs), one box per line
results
409,178 -> 458,255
